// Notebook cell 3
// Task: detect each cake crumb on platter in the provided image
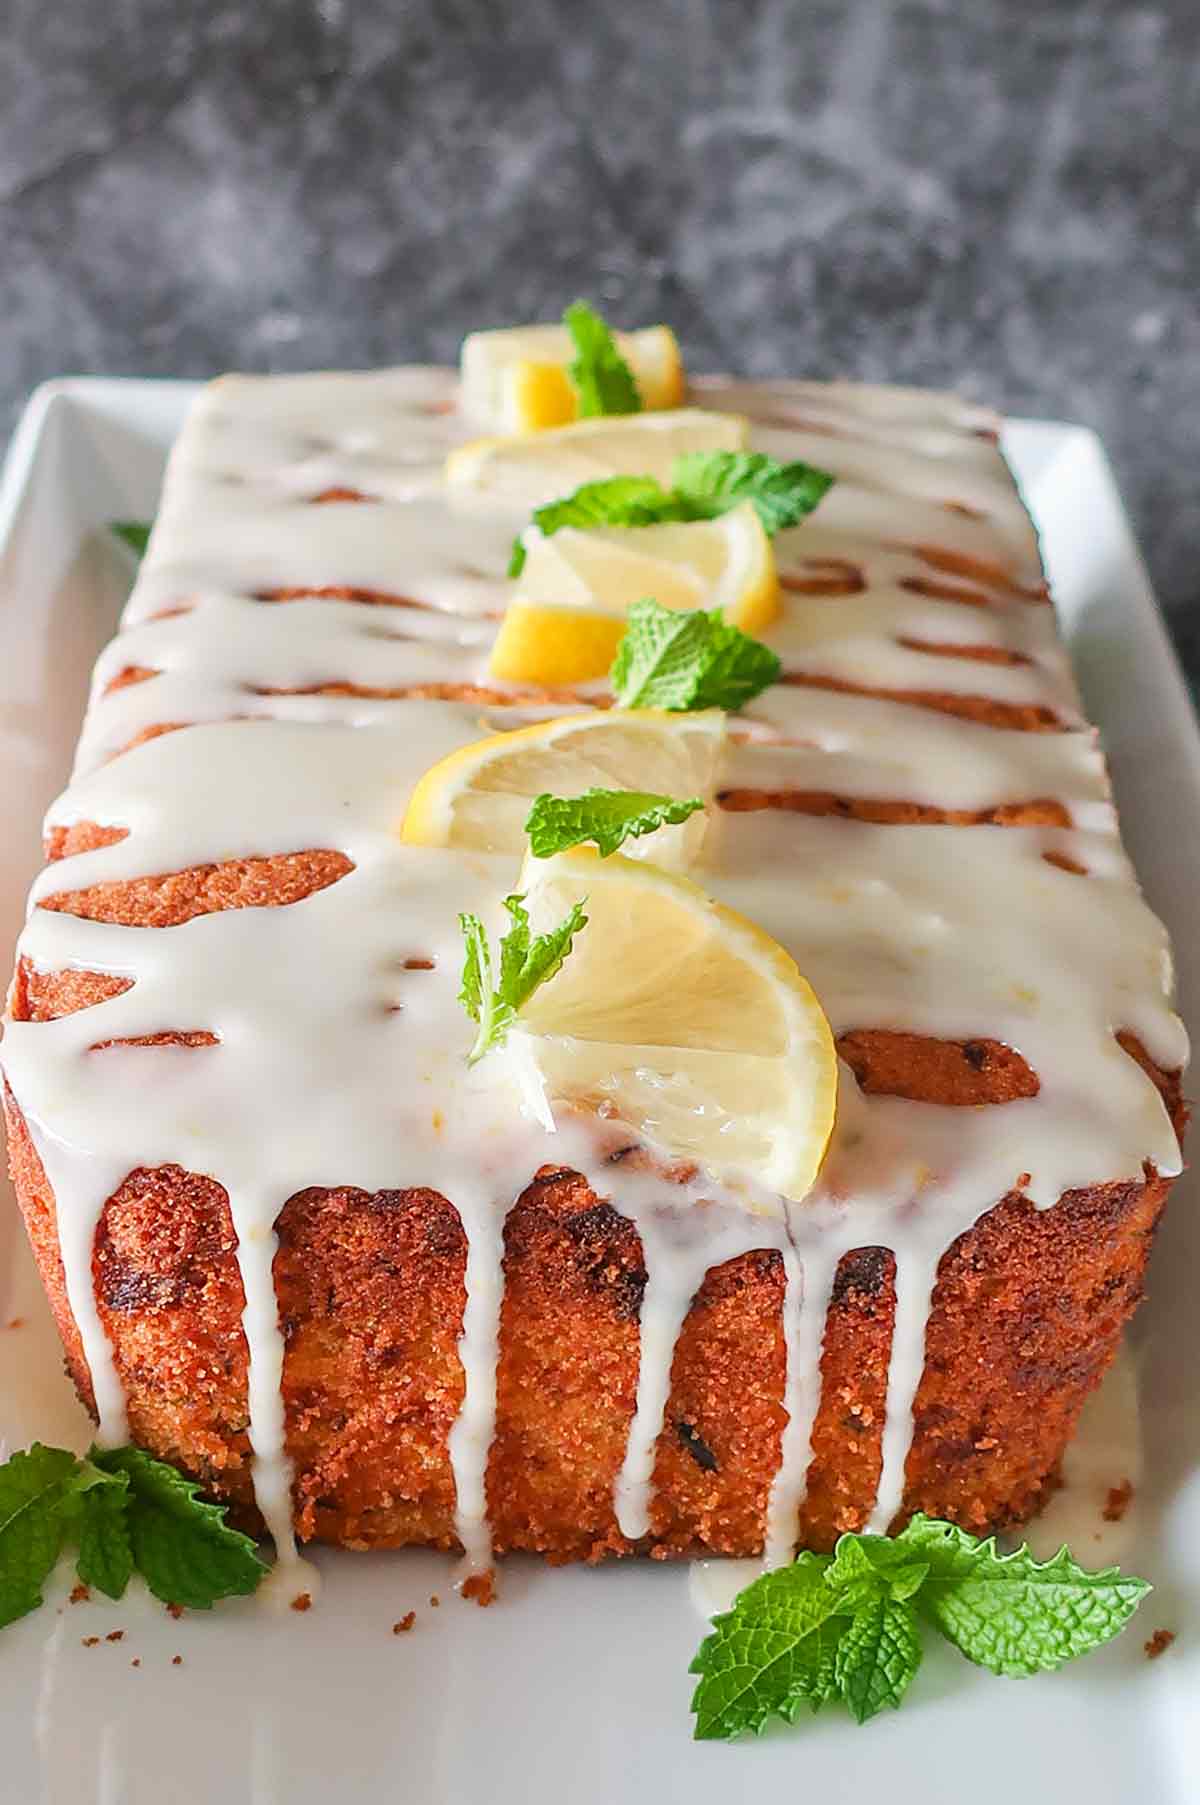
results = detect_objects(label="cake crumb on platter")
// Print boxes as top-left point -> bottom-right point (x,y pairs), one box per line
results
392,1612 -> 417,1635
429,1594 -> 440,1608
290,1592 -> 312,1613
165,1602 -> 183,1620
1103,1479 -> 1135,1522
1145,1629 -> 1176,1660
69,1583 -> 90,1604
106,1630 -> 124,1643
171,1655 -> 183,1666
81,1637 -> 100,1648
461,1571 -> 495,1608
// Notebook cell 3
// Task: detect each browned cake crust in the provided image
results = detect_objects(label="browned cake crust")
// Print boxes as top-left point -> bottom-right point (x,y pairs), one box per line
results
4,804 -> 1186,1558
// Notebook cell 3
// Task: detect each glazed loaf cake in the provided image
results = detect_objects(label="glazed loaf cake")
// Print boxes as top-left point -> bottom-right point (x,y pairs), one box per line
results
1,365 -> 1187,1574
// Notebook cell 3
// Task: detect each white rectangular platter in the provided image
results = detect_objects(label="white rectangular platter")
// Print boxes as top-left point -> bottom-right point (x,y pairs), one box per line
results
0,379 -> 1197,1805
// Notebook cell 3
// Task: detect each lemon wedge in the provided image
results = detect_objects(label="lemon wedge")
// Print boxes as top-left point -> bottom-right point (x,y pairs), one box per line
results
400,710 -> 725,868
515,849 -> 837,1203
444,409 -> 748,506
490,500 -> 779,687
460,323 -> 685,432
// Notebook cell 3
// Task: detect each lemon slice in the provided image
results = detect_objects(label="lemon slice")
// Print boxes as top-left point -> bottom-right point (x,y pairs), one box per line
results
490,501 -> 778,687
400,710 -> 725,868
444,409 -> 748,506
461,324 -> 685,432
515,849 -> 837,1203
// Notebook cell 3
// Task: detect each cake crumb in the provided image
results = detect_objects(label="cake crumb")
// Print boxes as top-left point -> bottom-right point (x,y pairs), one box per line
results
165,1602 -> 184,1620
81,1636 -> 100,1648
106,1630 -> 125,1643
429,1594 -> 440,1608
392,1611 -> 417,1635
171,1655 -> 183,1666
1103,1479 -> 1135,1522
69,1583 -> 90,1605
290,1592 -> 312,1613
130,1658 -> 141,1668
6,1317 -> 25,1330
1145,1629 -> 1176,1660
461,1570 -> 495,1608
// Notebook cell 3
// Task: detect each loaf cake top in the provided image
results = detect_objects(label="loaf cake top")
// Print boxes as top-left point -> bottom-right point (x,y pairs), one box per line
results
1,353 -> 1186,1582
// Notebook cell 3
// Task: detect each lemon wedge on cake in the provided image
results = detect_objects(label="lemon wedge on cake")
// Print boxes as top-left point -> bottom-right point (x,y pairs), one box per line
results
400,710 -> 725,870
461,323 -> 685,432
514,848 -> 837,1204
445,409 -> 748,506
491,501 -> 778,687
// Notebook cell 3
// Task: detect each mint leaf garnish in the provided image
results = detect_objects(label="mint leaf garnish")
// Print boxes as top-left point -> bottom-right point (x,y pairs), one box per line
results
459,891 -> 588,1065
673,450 -> 833,535
894,1513 -> 1152,1677
74,1466 -> 134,1600
690,1552 -> 849,1739
0,1443 -> 81,1629
563,299 -> 641,419
610,596 -> 781,713
90,1446 -> 265,1610
0,1441 -> 268,1626
506,451 -> 834,577
111,521 -> 152,558
525,788 -> 703,859
834,1593 -> 922,1724
690,1515 -> 1151,1741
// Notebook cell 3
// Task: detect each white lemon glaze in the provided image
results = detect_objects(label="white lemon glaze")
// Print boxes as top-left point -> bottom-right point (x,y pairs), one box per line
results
1,367 -> 1186,1580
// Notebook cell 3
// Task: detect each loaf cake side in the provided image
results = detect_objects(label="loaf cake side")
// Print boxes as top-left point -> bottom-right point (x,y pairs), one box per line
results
2,366 -> 1187,1566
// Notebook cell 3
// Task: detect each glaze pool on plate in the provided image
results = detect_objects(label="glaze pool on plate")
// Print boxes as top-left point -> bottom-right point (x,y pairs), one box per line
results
0,383 -> 1197,1805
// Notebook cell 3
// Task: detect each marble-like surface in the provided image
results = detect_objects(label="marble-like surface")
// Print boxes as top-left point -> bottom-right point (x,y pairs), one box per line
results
1,0 -> 1197,675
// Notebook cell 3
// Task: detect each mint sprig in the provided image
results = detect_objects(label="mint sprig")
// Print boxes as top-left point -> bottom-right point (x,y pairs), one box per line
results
525,788 -> 703,859
610,596 -> 781,713
508,449 -> 833,576
0,1440 -> 266,1628
111,521 -> 152,558
690,1514 -> 1150,1741
564,299 -> 642,419
91,1446 -> 265,1610
459,891 -> 588,1065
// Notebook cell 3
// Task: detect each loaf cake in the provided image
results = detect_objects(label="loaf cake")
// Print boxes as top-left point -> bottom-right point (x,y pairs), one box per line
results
1,351 -> 1187,1578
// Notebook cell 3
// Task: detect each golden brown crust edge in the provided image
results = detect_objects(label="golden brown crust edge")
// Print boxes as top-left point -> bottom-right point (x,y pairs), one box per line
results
4,1075 -> 1184,1560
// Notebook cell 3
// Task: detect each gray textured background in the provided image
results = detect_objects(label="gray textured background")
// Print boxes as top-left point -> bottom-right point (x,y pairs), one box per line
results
3,0 -> 1198,672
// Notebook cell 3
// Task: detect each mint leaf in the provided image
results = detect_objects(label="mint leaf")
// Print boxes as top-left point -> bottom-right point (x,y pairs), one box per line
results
896,1514 -> 1150,1677
525,788 -> 703,859
460,893 -> 588,1064
75,1468 -> 134,1601
610,596 -> 781,713
834,1594 -> 922,1723
459,910 -> 511,1059
0,1443 -> 81,1629
690,1552 -> 849,1740
673,450 -> 833,535
499,893 -> 588,1012
826,1531 -> 929,1605
111,521 -> 152,558
564,299 -> 641,418
508,476 -> 685,577
91,1446 -> 265,1610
